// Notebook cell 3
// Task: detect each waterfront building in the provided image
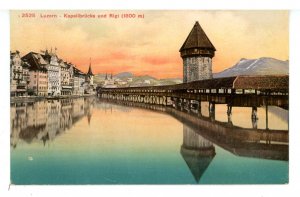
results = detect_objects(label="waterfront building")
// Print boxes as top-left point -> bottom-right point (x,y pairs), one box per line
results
73,67 -> 85,95
22,52 -> 48,96
60,60 -> 73,95
86,59 -> 94,86
42,50 -> 61,96
68,62 -> 74,93
22,61 -> 30,92
10,51 -> 29,96
180,21 -> 216,82
84,59 -> 95,94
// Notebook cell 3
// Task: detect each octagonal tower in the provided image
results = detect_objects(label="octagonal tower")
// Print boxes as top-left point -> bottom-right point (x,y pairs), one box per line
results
180,21 -> 216,82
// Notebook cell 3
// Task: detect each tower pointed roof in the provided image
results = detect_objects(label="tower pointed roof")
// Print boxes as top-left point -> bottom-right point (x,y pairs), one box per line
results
180,21 -> 216,59
180,21 -> 216,52
180,146 -> 215,183
87,58 -> 94,76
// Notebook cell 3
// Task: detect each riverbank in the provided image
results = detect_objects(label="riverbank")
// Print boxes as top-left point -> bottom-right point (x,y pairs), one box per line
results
10,94 -> 96,103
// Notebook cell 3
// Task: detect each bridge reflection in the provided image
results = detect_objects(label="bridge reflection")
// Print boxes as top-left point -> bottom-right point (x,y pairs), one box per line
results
97,98 -> 288,158
97,98 -> 288,183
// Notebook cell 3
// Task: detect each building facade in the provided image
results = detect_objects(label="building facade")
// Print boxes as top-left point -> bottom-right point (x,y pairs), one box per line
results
10,50 -> 95,97
73,67 -> 85,95
180,21 -> 216,83
22,52 -> 48,96
60,61 -> 73,95
43,50 -> 61,96
10,51 -> 29,96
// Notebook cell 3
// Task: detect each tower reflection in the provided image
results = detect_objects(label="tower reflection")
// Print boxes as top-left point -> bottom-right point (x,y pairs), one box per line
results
181,125 -> 215,182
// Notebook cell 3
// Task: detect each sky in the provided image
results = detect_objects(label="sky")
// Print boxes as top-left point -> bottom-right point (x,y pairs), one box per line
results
10,10 -> 289,79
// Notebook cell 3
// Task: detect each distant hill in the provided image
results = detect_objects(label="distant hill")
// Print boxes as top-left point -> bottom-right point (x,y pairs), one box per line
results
94,72 -> 182,87
214,57 -> 289,78
114,72 -> 134,79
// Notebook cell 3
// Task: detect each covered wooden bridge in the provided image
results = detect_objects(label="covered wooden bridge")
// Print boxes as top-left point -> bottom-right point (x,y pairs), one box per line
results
97,75 -> 289,109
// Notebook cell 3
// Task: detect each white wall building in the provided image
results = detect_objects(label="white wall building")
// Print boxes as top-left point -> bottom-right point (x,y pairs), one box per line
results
43,50 -> 61,96
60,61 -> 73,95
73,67 -> 85,95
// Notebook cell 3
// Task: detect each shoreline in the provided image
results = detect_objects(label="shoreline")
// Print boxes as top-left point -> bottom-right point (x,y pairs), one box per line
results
10,94 -> 96,103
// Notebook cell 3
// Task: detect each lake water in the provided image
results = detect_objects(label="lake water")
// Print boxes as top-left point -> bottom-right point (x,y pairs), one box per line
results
10,97 -> 288,184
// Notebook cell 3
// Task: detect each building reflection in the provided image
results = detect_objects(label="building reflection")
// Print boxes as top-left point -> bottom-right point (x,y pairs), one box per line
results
181,125 -> 215,182
11,97 -> 288,183
10,97 -> 95,148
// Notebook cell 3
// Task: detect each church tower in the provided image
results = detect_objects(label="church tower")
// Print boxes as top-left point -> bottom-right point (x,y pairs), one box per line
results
180,21 -> 216,82
87,58 -> 94,85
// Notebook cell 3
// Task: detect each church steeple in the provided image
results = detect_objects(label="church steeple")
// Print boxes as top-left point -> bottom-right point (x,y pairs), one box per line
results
87,58 -> 94,76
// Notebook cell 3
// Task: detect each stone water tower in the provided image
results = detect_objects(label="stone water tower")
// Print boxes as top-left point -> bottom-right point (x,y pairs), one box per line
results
180,21 -> 216,82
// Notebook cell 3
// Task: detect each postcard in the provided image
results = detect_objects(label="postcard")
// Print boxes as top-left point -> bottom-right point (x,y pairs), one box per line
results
10,10 -> 289,185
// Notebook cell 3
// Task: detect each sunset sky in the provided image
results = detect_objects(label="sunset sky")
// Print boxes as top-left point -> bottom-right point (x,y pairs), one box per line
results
10,10 -> 289,79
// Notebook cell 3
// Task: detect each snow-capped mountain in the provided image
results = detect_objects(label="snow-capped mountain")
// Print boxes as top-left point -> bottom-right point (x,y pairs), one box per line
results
214,57 -> 289,78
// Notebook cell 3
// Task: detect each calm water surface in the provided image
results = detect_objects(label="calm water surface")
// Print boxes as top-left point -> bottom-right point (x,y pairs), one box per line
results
10,97 -> 288,184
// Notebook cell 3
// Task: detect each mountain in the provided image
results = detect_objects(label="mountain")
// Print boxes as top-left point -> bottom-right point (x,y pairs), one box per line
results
93,73 -> 107,84
214,57 -> 289,78
114,72 -> 134,79
93,72 -> 182,87
158,78 -> 183,85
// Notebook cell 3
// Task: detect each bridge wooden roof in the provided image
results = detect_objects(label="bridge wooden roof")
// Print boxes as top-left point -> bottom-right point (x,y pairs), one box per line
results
171,75 -> 289,90
232,75 -> 288,90
176,77 -> 236,90
100,75 -> 288,91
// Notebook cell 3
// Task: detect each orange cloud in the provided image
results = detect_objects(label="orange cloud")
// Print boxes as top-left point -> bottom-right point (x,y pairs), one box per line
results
141,55 -> 178,65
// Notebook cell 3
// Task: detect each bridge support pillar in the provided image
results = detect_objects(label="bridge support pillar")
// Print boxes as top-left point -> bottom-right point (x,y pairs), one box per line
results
266,104 -> 269,130
186,99 -> 191,113
209,102 -> 215,120
251,106 -> 258,129
173,98 -> 178,109
180,99 -> 184,111
198,101 -> 202,116
227,104 -> 232,125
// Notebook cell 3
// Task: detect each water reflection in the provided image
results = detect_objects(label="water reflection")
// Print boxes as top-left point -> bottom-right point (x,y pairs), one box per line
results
181,125 -> 216,182
10,97 -> 95,148
96,99 -> 288,183
10,97 -> 288,184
